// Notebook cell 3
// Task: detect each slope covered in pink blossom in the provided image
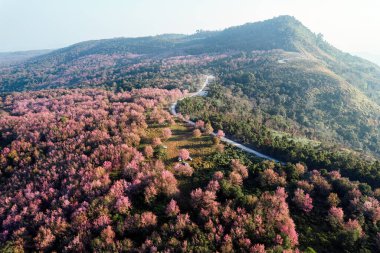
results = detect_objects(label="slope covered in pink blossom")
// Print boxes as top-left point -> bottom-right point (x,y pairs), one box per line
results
0,88 -> 379,252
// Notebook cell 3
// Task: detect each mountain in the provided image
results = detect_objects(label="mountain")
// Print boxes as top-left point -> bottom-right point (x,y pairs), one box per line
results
1,16 -> 380,102
0,15 -> 380,156
0,49 -> 52,67
2,15 -> 380,252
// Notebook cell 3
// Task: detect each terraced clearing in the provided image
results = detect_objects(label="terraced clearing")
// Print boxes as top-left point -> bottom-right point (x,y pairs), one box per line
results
144,121 -> 216,169
143,120 -> 221,207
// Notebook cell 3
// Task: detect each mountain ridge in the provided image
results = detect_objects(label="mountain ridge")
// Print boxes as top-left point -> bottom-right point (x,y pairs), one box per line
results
6,15 -> 379,104
1,15 -> 379,156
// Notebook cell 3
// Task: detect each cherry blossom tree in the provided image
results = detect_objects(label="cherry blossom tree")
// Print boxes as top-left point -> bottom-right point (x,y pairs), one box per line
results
344,219 -> 363,238
259,168 -> 286,188
328,207 -> 344,224
193,129 -> 202,138
206,180 -> 220,192
144,145 -> 154,158
116,196 -> 132,214
216,129 -> 225,138
144,185 -> 158,203
213,171 -> 224,181
139,212 -> 157,228
34,227 -> 55,251
152,137 -> 162,147
294,163 -> 306,176
229,171 -> 243,186
231,159 -> 249,179
154,170 -> 179,196
93,214 -> 112,229
101,226 -> 116,245
174,163 -> 194,176
190,188 -> 219,216
329,170 -> 341,180
250,244 -> 265,253
310,170 -> 332,195
178,149 -> 190,160
256,187 -> 299,247
195,120 -> 205,129
166,199 -> 180,217
161,128 -> 172,140
297,180 -> 314,193
293,188 -> 313,213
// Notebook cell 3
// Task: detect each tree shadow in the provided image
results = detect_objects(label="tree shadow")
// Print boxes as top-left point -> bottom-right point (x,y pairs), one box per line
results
179,143 -> 212,149
168,136 -> 187,142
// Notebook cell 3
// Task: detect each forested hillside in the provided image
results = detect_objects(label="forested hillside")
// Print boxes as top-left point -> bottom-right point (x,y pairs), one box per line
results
0,50 -> 52,67
1,89 -> 380,252
2,16 -> 380,102
203,52 -> 380,156
1,15 -> 380,252
1,16 -> 379,156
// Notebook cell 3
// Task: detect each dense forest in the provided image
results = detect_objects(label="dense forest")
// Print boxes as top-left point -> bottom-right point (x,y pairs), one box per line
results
0,89 -> 380,252
178,83 -> 380,186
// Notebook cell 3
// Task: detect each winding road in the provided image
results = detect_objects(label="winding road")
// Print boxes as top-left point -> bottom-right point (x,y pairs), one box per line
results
170,75 -> 281,163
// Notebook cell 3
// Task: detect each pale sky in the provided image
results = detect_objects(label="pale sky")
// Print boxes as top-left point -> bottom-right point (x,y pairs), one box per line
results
0,0 -> 379,55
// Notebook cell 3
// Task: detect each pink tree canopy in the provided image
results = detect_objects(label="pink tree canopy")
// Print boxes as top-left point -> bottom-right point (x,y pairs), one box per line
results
216,129 -> 225,138
178,149 -> 190,160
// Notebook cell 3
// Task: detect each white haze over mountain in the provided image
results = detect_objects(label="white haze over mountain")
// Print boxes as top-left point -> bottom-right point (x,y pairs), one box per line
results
354,52 -> 380,66
0,0 -> 379,56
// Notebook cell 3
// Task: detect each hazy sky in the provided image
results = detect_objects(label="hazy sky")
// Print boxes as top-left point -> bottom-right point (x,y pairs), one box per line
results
0,0 -> 379,54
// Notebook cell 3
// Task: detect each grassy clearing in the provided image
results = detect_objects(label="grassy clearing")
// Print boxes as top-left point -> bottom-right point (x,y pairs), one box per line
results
145,120 -> 216,167
143,120 -> 218,196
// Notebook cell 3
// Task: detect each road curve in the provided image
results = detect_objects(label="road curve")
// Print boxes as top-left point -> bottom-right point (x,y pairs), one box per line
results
170,75 -> 281,163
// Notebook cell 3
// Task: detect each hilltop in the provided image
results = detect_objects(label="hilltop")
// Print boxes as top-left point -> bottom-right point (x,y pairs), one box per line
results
1,16 -> 380,102
0,49 -> 52,67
